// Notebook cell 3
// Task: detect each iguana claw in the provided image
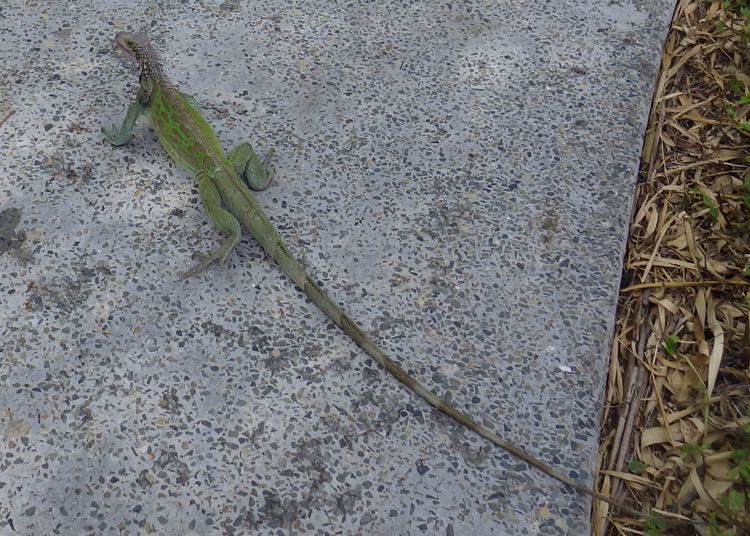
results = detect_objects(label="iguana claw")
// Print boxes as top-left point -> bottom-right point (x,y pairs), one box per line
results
182,253 -> 214,279
181,248 -> 232,279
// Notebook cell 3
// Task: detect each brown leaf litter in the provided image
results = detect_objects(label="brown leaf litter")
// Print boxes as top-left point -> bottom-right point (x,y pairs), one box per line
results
595,1 -> 750,534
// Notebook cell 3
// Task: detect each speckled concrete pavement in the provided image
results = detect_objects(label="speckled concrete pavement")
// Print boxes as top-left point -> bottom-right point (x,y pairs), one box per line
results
1,1 -> 673,534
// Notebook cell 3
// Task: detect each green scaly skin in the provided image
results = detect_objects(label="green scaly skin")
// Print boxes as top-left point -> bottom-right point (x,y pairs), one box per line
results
103,31 -> 639,514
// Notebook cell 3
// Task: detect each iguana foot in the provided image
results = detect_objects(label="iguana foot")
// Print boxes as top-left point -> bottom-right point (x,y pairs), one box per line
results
181,226 -> 241,277
181,250 -> 226,278
102,125 -> 132,146
227,142 -> 274,191
181,238 -> 237,278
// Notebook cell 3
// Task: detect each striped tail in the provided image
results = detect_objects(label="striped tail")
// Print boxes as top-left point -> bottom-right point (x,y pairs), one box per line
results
236,191 -> 633,510
257,231 -> 627,507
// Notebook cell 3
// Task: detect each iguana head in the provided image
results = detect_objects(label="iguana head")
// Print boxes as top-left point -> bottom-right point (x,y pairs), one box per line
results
114,31 -> 161,90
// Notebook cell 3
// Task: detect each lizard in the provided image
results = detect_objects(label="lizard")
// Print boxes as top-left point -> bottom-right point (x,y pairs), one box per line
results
102,31 -> 642,515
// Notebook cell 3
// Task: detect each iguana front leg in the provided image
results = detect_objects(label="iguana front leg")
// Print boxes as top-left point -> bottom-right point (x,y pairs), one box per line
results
227,142 -> 274,191
102,89 -> 149,146
181,170 -> 241,278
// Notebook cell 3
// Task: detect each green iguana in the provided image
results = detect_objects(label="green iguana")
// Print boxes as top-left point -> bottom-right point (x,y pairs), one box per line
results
103,31 -> 633,513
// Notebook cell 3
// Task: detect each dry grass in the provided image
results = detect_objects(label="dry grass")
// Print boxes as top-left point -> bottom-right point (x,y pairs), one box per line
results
594,1 -> 750,535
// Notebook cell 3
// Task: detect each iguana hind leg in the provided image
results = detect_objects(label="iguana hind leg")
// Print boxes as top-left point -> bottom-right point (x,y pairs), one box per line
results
182,170 -> 241,278
227,142 -> 274,191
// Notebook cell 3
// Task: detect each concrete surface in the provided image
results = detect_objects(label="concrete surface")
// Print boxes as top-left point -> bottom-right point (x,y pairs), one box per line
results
0,1 -> 673,534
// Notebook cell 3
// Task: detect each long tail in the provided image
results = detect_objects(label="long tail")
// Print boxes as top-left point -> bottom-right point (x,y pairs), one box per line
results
242,200 -> 638,513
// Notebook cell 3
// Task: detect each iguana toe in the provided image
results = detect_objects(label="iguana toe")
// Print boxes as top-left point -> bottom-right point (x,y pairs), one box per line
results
182,246 -> 235,278
182,251 -> 216,278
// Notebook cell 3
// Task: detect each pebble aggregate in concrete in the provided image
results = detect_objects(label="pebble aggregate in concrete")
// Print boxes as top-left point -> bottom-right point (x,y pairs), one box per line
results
1,0 -> 672,534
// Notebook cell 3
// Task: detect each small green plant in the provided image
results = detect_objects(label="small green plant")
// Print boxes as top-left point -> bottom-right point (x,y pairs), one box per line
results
731,447 -> 750,482
719,489 -> 745,515
644,512 -> 667,536
627,458 -> 647,475
688,188 -> 719,218
729,79 -> 745,94
664,335 -> 678,355
706,195 -> 720,219
680,442 -> 709,455
706,515 -> 736,536
724,0 -> 749,10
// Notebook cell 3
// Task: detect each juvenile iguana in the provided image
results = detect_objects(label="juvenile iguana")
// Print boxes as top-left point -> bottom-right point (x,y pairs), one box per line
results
103,31 -> 632,511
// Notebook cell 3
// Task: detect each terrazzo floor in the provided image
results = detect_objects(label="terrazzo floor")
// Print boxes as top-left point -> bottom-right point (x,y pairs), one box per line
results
1,1 -> 674,534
